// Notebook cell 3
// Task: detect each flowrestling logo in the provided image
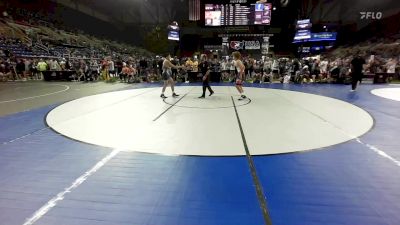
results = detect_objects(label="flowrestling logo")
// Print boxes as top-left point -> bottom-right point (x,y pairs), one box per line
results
245,41 -> 261,50
230,41 -> 261,50
360,12 -> 383,20
230,41 -> 244,50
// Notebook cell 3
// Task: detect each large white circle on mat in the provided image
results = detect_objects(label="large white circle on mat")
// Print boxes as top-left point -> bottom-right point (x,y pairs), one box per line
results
371,88 -> 400,102
46,86 -> 373,156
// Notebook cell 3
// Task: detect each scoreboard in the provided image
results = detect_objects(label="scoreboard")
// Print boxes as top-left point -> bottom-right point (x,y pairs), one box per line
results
205,2 -> 272,26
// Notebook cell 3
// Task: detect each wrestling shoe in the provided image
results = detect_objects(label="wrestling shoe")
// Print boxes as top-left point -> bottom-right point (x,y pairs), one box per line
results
238,95 -> 247,101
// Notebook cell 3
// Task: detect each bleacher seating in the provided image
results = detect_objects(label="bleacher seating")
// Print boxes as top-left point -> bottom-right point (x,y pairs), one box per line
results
0,9 -> 153,60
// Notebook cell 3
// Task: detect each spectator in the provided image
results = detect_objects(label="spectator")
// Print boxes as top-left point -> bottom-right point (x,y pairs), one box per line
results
271,58 -> 279,79
37,59 -> 47,80
16,59 -> 25,81
127,64 -> 137,83
311,59 -> 320,82
139,57 -> 148,77
115,58 -> 123,77
386,58 -> 397,74
30,59 -> 39,80
59,58 -> 66,70
229,58 -> 236,82
0,60 -> 12,81
50,59 -> 61,71
252,61 -> 262,83
350,54 -> 366,91
101,58 -> 110,81
320,58 -> 329,81
120,63 -> 129,82
185,57 -> 194,70
261,57 -> 273,83
108,58 -> 115,77
220,59 -> 229,81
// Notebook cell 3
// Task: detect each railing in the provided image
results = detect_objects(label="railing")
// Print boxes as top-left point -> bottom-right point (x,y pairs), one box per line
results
22,36 -> 32,47
5,22 -> 29,41
53,51 -> 61,57
34,43 -> 49,54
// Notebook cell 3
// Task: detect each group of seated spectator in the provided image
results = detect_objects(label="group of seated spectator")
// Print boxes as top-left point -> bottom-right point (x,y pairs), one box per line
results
0,57 -> 60,81
159,52 -> 398,85
2,51 -> 398,84
0,54 -> 164,83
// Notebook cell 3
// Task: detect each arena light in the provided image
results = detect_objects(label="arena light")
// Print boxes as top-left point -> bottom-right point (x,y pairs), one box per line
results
280,0 -> 289,7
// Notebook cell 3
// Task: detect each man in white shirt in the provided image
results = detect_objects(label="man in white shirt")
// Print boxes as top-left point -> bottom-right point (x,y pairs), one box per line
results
51,60 -> 61,71
320,58 -> 329,81
386,58 -> 397,74
219,59 -> 226,81
262,57 -> 273,83
59,58 -> 66,70
230,59 -> 236,82
108,59 -> 115,77
271,58 -> 279,79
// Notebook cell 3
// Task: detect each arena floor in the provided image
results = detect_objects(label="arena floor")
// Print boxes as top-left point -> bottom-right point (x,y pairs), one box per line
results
1,81 -> 400,225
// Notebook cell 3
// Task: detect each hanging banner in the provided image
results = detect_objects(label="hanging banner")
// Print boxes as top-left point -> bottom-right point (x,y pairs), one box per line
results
229,40 -> 261,50
221,35 -> 273,55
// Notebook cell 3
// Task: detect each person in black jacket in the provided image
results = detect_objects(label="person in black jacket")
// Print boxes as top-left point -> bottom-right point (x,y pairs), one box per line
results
350,54 -> 366,91
198,54 -> 214,98
16,59 -> 25,80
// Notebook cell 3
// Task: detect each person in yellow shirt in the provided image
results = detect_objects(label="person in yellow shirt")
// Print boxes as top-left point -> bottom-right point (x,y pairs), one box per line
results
185,58 -> 194,70
37,59 -> 47,80
101,57 -> 110,81
189,58 -> 199,83
185,57 -> 195,83
192,58 -> 199,72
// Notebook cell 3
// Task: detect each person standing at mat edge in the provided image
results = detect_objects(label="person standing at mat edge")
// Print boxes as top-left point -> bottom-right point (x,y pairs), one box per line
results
198,54 -> 214,98
232,51 -> 247,100
161,54 -> 184,98
350,53 -> 366,92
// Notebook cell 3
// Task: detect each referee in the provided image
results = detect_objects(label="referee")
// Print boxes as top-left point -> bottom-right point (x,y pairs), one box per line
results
198,54 -> 214,98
